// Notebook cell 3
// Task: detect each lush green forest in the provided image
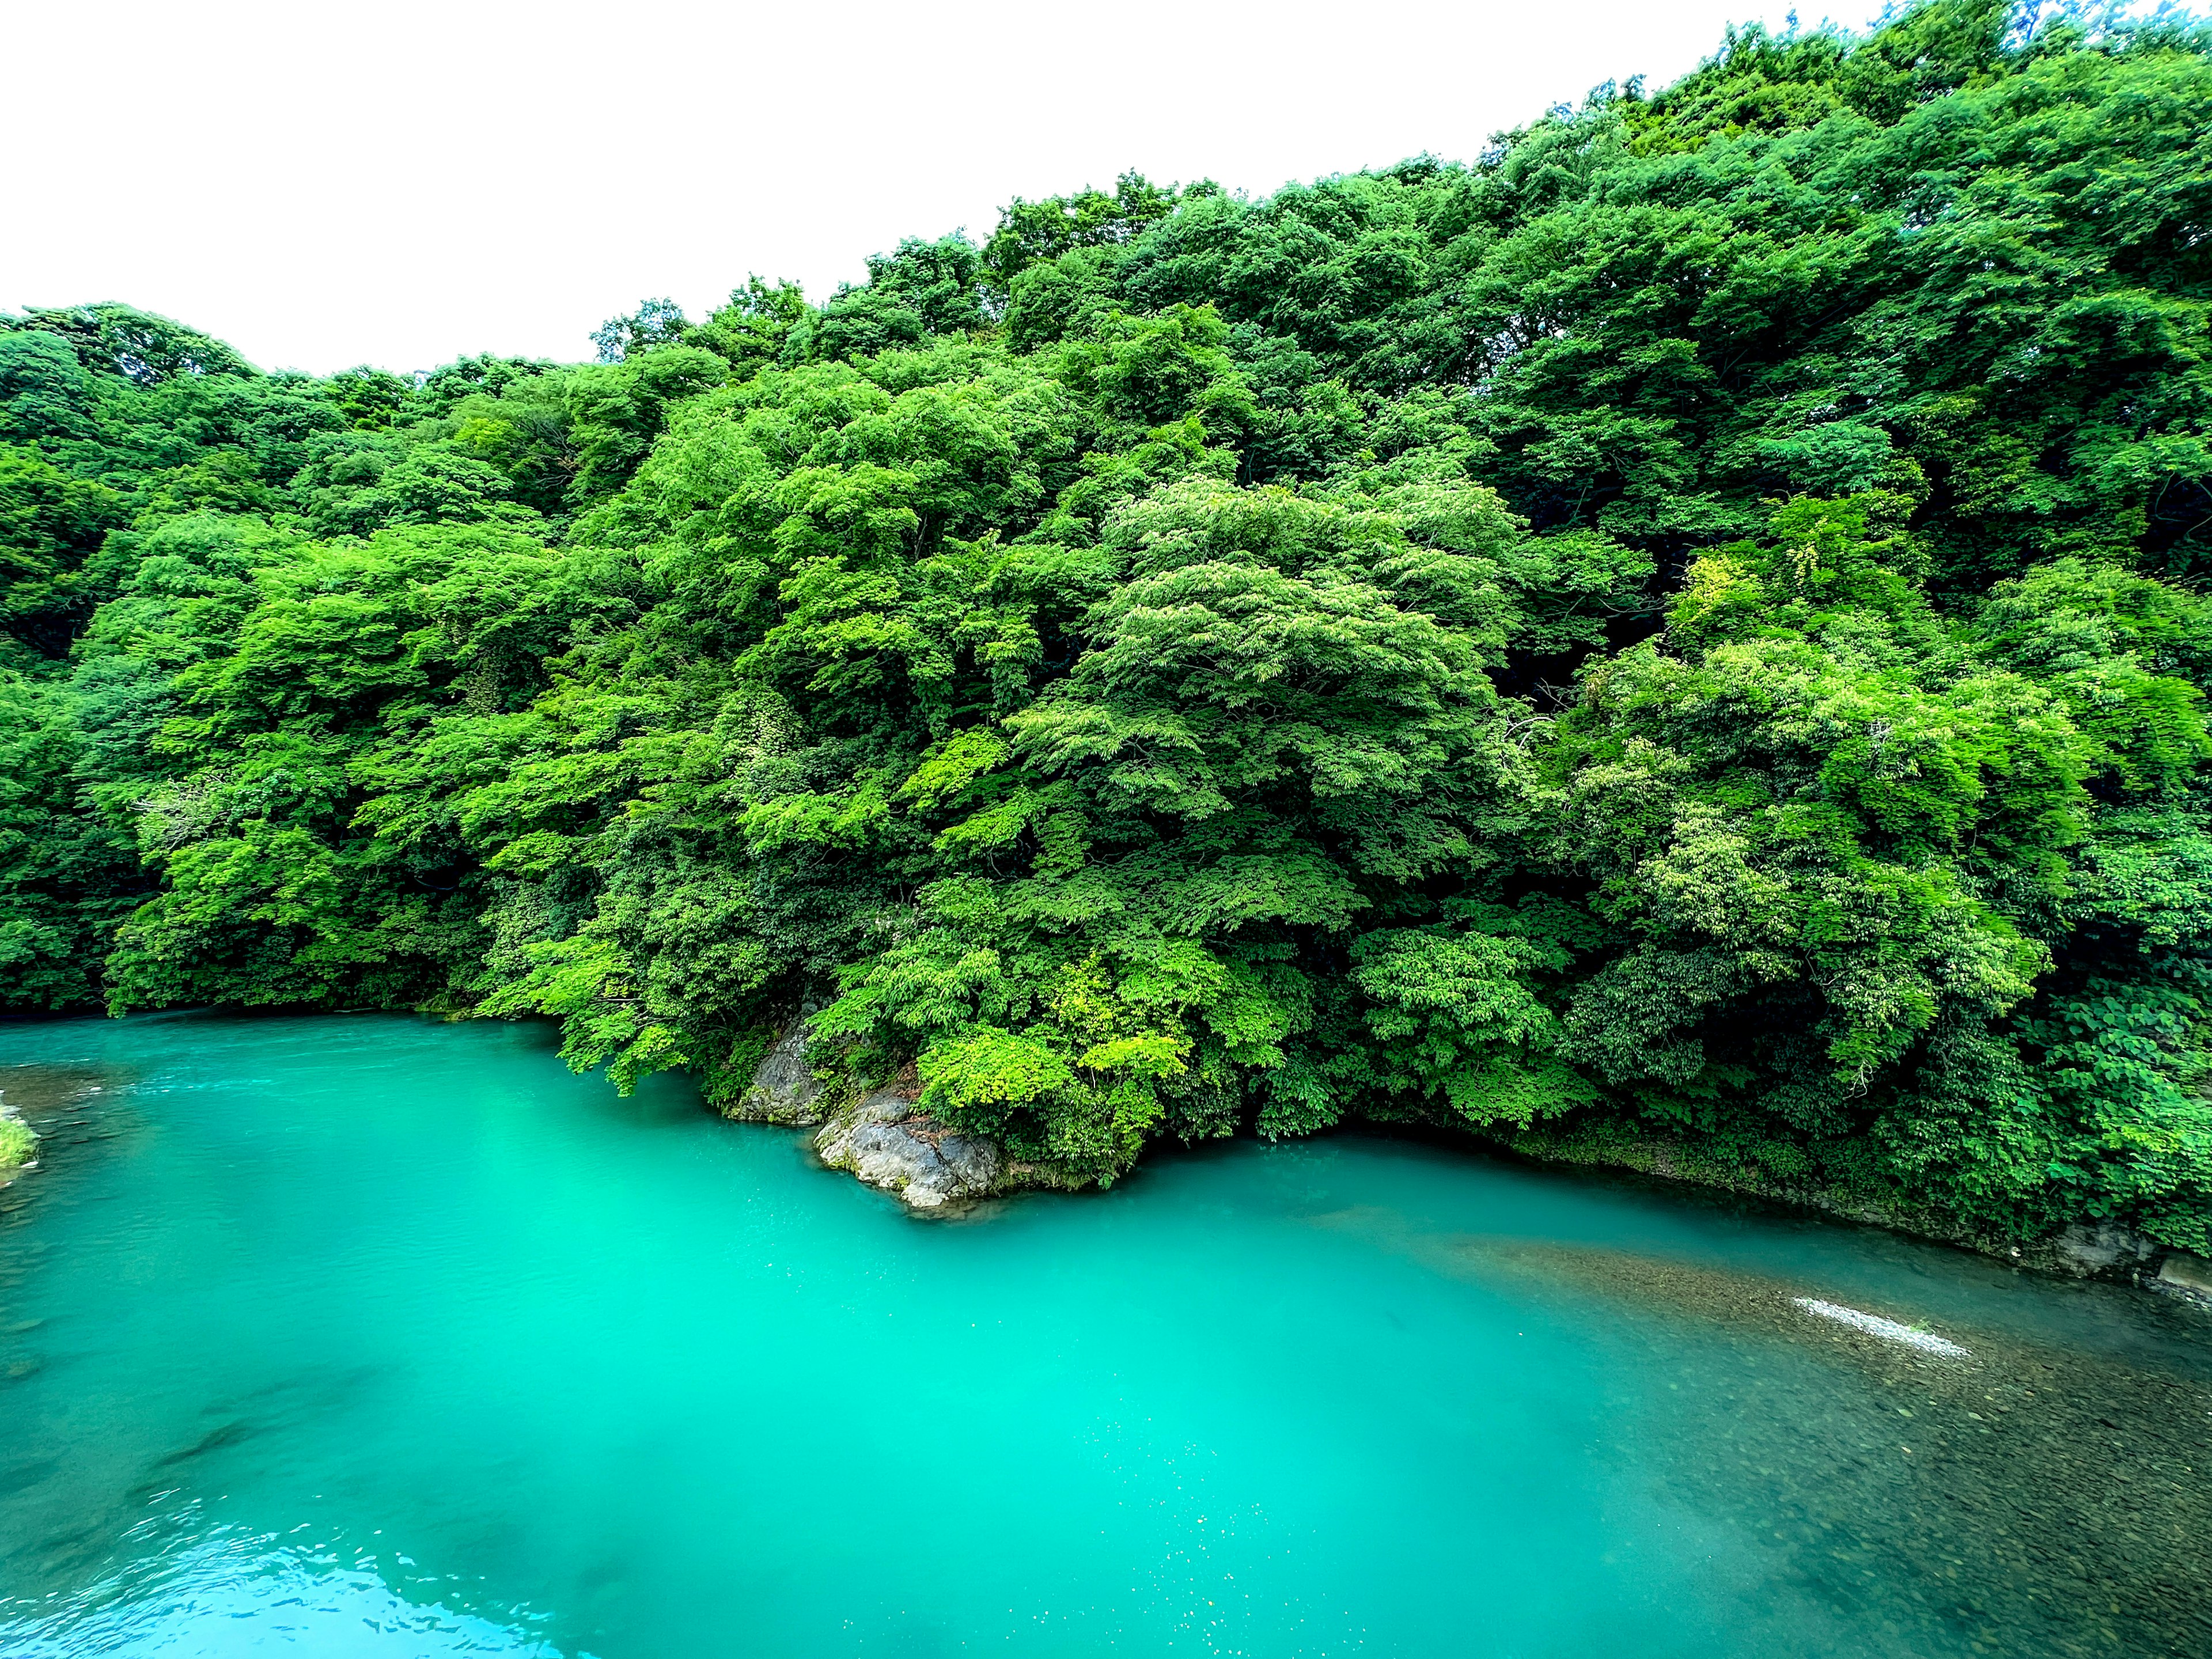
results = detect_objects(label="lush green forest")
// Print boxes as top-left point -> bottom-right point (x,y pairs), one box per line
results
5,0 -> 2210,1247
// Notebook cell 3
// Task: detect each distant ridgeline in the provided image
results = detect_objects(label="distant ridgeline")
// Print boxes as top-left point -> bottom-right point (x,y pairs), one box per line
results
5,0 -> 2210,1247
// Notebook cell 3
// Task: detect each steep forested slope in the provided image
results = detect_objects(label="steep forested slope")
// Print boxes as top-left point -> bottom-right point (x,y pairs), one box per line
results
6,0 -> 2210,1248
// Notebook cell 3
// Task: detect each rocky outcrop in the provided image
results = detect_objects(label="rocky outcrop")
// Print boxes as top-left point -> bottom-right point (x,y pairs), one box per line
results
2154,1252 -> 2212,1306
717,1022 -> 1073,1210
2051,1224 -> 2161,1277
811,1088 -> 1087,1211
726,1019 -> 827,1126
815,1089 -> 1006,1209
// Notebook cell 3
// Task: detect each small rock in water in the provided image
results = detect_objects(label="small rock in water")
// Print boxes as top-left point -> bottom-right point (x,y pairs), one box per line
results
1791,1298 -> 1970,1358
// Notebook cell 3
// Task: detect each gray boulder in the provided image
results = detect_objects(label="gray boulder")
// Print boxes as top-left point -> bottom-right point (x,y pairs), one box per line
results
815,1088 -> 1006,1209
728,1020 -> 826,1125
2052,1224 -> 2160,1277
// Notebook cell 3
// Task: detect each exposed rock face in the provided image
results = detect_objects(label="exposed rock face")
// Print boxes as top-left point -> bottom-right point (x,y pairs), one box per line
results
815,1089 -> 1007,1210
728,1020 -> 826,1126
2050,1224 -> 2160,1277
2156,1252 -> 2212,1304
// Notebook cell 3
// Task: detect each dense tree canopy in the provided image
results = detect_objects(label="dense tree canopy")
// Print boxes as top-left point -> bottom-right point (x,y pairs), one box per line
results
5,1 -> 2210,1249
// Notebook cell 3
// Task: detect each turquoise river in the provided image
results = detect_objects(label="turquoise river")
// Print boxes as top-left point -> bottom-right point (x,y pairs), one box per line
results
1,1014 -> 2207,1657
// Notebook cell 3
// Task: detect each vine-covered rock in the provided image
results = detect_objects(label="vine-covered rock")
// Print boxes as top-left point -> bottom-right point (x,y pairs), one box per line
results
729,1019 -> 825,1125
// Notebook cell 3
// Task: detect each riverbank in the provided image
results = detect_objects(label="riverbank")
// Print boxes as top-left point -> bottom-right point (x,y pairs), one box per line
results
727,1022 -> 2212,1304
1495,1118 -> 2212,1308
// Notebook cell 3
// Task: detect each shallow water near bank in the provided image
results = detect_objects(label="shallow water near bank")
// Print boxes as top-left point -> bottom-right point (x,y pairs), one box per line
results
1,1014 -> 2206,1658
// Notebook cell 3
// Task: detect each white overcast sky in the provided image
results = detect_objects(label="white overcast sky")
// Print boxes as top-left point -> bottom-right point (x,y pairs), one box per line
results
4,1 -> 1887,376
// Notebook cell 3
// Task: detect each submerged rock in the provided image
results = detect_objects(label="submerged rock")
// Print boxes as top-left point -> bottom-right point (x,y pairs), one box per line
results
1403,1231 -> 2212,1657
0,1065 -> 110,1188
815,1089 -> 1005,1209
727,1020 -> 826,1126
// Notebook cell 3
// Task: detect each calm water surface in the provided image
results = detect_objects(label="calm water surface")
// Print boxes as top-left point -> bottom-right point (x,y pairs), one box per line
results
1,1014 -> 2206,1657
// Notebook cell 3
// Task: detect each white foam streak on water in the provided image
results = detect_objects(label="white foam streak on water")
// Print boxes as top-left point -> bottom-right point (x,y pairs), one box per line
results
1792,1297 -> 1971,1358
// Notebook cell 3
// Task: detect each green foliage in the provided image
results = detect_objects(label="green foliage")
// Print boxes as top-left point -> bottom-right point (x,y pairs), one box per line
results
5,2 -> 2210,1247
0,1111 -> 32,1175
983,172 -> 1181,292
0,664 -> 142,1008
592,298 -> 690,365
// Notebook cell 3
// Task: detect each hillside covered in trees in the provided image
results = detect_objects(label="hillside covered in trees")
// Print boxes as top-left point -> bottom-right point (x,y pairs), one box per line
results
5,0 -> 2210,1248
